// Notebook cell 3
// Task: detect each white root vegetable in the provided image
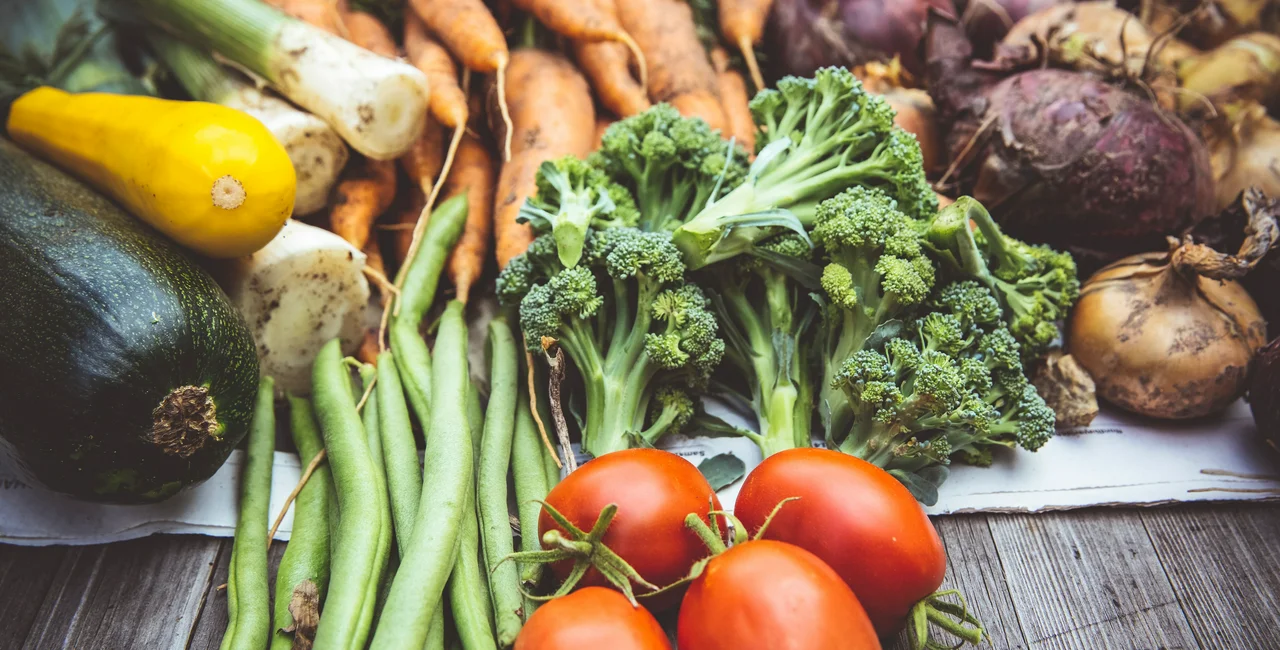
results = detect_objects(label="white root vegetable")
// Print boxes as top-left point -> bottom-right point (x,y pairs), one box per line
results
219,221 -> 371,395
130,0 -> 430,161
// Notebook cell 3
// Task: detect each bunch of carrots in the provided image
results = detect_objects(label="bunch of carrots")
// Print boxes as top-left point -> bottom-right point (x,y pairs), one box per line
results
269,0 -> 771,339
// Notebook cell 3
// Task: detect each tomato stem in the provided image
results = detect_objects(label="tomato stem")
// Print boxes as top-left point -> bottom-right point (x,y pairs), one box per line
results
907,589 -> 987,650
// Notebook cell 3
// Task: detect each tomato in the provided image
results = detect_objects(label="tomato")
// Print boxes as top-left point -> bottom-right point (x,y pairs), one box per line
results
540,448 -> 720,610
515,586 -> 672,650
734,448 -> 946,636
676,540 -> 881,650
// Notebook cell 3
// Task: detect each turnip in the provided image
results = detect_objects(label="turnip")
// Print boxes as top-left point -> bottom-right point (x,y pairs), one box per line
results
1067,188 -> 1277,419
924,9 -> 1217,271
768,0 -> 957,78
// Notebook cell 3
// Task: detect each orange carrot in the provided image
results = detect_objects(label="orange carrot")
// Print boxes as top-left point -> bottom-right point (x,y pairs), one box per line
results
391,185 -> 429,267
443,131 -> 497,303
400,116 -> 446,198
573,0 -> 650,117
513,0 -> 647,88
263,0 -> 345,34
341,10 -> 397,57
404,14 -> 469,129
711,48 -> 756,152
408,0 -> 514,159
357,329 -> 382,365
719,0 -> 772,92
592,115 -> 616,150
492,50 -> 596,268
616,0 -> 727,131
329,158 -> 397,251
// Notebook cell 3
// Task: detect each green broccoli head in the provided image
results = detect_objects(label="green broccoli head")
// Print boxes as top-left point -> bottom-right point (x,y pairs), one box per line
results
636,385 -> 698,445
519,156 -> 640,268
517,265 -> 604,350
646,284 -> 726,388
591,104 -> 748,233
496,233 -> 567,306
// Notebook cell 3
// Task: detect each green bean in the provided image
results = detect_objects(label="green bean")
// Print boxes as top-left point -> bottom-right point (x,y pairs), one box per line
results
510,389 -> 552,616
425,604 -> 445,650
376,350 -> 423,552
391,194 -> 469,429
356,365 -> 393,643
221,376 -> 275,650
371,300 -> 474,650
311,340 -> 383,650
271,396 -> 334,650
475,318 -> 523,644
448,380 -> 497,650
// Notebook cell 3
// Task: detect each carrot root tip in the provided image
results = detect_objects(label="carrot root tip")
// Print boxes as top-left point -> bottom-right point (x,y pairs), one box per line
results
739,36 -> 765,93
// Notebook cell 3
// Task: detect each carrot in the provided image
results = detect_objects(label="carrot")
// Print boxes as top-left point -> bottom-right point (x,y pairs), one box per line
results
391,187 -> 428,267
263,0 -> 345,34
592,115 -> 616,150
400,116 -> 446,201
357,330 -> 382,366
341,10 -> 397,57
443,131 -> 496,303
616,0 -> 726,131
711,48 -> 756,152
404,14 -> 468,129
408,0 -> 514,160
491,49 -> 596,268
572,0 -> 649,118
719,0 -> 772,92
330,158 -> 396,251
513,0 -> 647,88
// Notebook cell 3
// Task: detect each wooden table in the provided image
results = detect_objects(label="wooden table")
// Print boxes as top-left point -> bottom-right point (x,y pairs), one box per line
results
1,503 -> 1277,650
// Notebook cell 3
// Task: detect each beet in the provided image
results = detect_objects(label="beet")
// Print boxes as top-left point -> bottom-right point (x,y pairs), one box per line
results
924,10 -> 1217,272
769,0 -> 957,78
1252,337 -> 1280,453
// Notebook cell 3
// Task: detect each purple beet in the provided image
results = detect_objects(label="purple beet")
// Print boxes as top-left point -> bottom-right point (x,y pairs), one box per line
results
768,0 -> 957,78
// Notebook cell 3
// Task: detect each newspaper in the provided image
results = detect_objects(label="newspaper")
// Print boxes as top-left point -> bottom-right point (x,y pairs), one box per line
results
2,398 -> 1277,546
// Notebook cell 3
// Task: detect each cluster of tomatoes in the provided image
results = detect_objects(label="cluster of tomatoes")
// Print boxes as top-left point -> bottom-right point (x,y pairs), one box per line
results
513,448 -> 964,649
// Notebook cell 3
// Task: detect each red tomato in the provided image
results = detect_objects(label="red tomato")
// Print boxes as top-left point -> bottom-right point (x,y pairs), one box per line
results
734,448 -> 946,635
540,448 -> 721,610
677,540 -> 881,650
515,586 -> 672,650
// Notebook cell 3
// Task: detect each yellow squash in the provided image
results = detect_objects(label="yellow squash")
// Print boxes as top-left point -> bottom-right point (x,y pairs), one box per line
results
6,87 -> 297,257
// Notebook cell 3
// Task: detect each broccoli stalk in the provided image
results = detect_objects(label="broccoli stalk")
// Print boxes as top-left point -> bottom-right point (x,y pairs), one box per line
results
519,157 -> 639,268
707,234 -> 818,457
811,186 -> 937,439
921,197 -> 1081,361
670,67 -> 937,270
502,229 -> 723,458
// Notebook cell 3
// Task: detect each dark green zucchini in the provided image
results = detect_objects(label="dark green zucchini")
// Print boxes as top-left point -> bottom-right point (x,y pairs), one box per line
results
0,137 -> 259,503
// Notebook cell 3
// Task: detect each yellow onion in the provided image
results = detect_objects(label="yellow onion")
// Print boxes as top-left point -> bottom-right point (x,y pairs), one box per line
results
1067,190 -> 1277,419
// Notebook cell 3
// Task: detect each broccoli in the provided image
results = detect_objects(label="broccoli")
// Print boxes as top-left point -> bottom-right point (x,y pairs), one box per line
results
703,232 -> 819,456
921,197 -> 1081,362
670,67 -> 937,269
827,281 -> 1058,501
497,228 -> 724,457
590,104 -> 749,234
810,186 -> 937,438
518,156 -> 639,268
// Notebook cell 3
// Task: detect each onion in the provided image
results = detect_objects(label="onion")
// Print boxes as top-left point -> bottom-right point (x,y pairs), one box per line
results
1140,0 -> 1279,50
996,2 -> 1199,74
768,0 -> 958,78
1207,103 -> 1280,211
924,11 -> 1217,272
961,0 -> 1069,58
1178,32 -> 1280,114
1067,189 -> 1277,419
855,62 -> 944,174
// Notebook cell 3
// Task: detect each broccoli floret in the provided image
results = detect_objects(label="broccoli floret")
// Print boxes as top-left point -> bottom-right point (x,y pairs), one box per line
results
635,386 -> 698,446
496,232 -> 565,306
670,67 -> 936,269
591,104 -> 748,233
702,232 -> 819,456
811,187 -> 937,437
921,197 -> 1081,362
519,156 -> 640,268
514,228 -> 724,457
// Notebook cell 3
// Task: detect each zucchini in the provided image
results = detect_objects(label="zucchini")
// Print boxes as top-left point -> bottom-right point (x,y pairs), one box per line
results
0,137 -> 260,503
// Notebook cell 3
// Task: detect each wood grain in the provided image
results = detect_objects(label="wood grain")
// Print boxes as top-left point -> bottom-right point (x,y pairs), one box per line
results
0,545 -> 66,650
1142,504 -> 1280,650
988,510 -> 1200,650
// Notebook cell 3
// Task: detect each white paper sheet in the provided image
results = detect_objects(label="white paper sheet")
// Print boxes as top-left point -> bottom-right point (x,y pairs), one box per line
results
2,398 -> 1277,546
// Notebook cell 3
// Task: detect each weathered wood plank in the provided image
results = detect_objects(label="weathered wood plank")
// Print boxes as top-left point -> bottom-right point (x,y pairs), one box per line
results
988,510 -> 1200,650
187,541 -> 288,650
21,546 -> 108,649
887,515 -> 1029,650
20,536 -> 220,649
0,546 -> 67,650
1142,504 -> 1280,650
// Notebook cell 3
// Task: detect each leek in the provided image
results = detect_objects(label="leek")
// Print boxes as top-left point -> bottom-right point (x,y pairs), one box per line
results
125,0 -> 429,160
148,33 -> 349,216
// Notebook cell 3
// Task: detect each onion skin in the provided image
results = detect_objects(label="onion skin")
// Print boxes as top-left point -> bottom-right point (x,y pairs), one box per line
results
769,0 -> 957,77
1067,251 -> 1267,419
1208,104 -> 1280,212
961,0 -> 1068,58
1250,337 -> 1280,453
